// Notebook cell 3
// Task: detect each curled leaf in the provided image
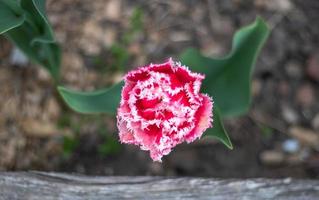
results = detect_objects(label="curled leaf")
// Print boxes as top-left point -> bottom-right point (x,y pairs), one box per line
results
180,17 -> 270,117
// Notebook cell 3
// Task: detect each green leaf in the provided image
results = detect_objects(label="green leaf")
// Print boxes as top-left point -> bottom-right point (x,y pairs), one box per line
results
2,0 -> 61,81
0,0 -> 25,34
58,81 -> 124,115
180,17 -> 270,117
21,0 -> 55,44
180,17 -> 269,149
205,106 -> 232,149
5,26 -> 61,80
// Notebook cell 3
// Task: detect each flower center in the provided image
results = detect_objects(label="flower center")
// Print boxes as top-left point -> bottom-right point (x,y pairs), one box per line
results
129,72 -> 201,137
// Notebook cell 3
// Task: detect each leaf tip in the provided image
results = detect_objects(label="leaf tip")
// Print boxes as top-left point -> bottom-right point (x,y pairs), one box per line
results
226,142 -> 234,150
221,133 -> 233,150
255,16 -> 270,35
57,86 -> 67,97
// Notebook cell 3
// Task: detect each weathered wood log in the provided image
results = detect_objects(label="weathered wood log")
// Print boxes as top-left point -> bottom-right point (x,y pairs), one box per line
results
0,172 -> 319,200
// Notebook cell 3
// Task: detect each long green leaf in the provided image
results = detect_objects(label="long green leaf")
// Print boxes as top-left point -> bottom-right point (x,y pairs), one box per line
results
180,17 -> 269,149
1,0 -> 61,81
58,81 -> 124,115
58,81 -> 232,148
180,17 -> 270,117
5,25 -> 61,80
0,0 -> 25,34
21,0 -> 55,44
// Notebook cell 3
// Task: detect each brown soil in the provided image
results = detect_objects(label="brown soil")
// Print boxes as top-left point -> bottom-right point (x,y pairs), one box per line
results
0,0 -> 318,178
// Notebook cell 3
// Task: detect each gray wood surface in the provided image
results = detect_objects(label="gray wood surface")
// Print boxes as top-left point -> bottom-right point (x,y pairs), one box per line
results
0,172 -> 319,200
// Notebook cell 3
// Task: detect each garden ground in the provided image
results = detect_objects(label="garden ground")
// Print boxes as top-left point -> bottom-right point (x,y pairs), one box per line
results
0,0 -> 318,178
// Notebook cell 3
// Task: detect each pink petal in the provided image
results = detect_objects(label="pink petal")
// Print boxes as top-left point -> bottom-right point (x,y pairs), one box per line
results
117,58 -> 213,161
186,94 -> 213,143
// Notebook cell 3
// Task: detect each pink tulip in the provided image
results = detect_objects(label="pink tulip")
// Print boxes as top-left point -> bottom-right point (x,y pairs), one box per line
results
117,58 -> 213,161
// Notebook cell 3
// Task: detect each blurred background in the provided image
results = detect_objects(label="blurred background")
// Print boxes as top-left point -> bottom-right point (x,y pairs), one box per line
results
0,0 -> 318,178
